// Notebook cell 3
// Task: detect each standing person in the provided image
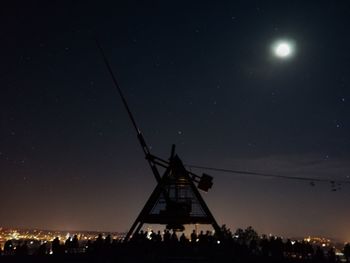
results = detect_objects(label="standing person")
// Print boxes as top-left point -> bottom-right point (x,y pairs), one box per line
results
163,230 -> 171,243
171,231 -> 178,243
191,230 -> 197,243
72,235 -> 79,253
52,237 -> 61,255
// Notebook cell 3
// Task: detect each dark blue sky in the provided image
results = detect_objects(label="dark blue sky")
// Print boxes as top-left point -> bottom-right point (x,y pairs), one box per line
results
1,1 -> 350,241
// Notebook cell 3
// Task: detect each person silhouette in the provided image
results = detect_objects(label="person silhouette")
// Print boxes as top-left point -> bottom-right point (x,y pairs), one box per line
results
14,241 -> 28,255
150,230 -> 157,242
65,236 -> 72,253
86,240 -> 93,254
4,240 -> 14,255
327,247 -> 336,263
139,230 -> 147,242
95,234 -> 104,251
344,243 -> 350,262
314,246 -> 324,262
72,235 -> 79,253
105,234 -> 112,248
163,230 -> 171,243
190,230 -> 197,243
38,242 -> 47,255
52,237 -> 61,255
198,231 -> 205,243
171,231 -> 178,243
21,241 -> 28,255
179,233 -> 187,244
156,231 -> 162,243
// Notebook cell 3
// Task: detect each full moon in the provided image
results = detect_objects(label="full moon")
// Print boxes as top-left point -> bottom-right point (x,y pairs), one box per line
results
272,40 -> 295,59
276,43 -> 291,57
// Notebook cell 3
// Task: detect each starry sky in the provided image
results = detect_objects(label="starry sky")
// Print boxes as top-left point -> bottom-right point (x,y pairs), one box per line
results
1,1 -> 350,241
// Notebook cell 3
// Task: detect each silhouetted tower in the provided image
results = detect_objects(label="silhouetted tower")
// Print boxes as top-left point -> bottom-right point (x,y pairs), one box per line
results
97,40 -> 222,242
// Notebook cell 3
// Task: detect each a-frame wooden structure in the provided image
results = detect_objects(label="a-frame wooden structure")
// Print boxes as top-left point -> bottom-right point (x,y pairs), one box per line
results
124,147 -> 222,241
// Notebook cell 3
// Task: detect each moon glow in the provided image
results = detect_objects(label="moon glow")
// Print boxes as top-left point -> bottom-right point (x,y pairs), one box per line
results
272,40 -> 295,59
276,43 -> 291,57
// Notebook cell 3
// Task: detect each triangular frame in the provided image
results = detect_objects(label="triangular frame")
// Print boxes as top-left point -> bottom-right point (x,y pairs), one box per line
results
124,151 -> 222,242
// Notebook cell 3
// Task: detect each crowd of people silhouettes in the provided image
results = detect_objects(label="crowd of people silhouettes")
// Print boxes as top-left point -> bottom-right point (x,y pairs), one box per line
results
1,226 -> 350,263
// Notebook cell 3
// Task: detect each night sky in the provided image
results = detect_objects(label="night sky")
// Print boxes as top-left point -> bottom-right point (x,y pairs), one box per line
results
1,1 -> 350,241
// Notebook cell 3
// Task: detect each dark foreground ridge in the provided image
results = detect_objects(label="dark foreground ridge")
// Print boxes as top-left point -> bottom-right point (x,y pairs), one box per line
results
1,227 -> 350,263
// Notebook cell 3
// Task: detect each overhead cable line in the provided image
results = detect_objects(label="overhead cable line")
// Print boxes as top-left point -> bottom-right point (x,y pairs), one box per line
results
186,164 -> 350,189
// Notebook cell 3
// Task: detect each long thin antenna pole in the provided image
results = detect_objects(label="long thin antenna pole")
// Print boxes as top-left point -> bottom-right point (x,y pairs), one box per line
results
96,40 -> 140,136
95,39 -> 161,182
